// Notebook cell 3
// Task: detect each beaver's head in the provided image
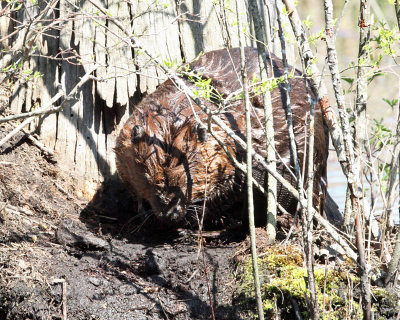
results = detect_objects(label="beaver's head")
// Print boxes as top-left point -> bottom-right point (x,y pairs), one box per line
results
119,111 -> 211,223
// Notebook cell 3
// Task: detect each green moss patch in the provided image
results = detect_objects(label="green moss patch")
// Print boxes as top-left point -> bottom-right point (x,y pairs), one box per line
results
235,245 -> 360,319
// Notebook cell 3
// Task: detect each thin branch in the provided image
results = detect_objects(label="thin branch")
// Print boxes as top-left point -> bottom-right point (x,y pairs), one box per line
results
324,0 -> 359,230
237,2 -> 264,318
248,0 -> 277,244
283,2 -> 371,317
0,65 -> 97,124
0,66 -> 97,152
0,117 -> 35,148
0,0 -> 59,80
19,127 -> 56,160
353,1 -> 372,319
314,212 -> 357,262
206,114 -> 359,262
0,88 -> 64,124
276,5 -> 319,318
280,0 -> 347,171
385,0 -> 400,287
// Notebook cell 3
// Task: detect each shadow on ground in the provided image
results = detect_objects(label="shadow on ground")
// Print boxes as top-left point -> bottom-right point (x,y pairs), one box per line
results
0,127 -> 245,320
53,176 -> 246,320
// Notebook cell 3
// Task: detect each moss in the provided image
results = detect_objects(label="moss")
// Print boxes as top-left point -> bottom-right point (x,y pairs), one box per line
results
263,299 -> 274,312
371,288 -> 399,319
236,245 -> 362,319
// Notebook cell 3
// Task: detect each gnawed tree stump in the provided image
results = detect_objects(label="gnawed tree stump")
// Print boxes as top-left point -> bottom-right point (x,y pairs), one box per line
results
0,0 -> 290,187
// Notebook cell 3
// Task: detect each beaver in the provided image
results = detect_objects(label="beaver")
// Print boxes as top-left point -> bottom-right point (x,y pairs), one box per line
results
115,47 -> 328,226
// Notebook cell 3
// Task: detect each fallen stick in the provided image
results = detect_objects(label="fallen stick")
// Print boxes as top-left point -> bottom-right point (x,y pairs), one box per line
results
20,127 -> 56,160
0,202 -> 34,216
0,117 -> 35,148
52,279 -> 67,320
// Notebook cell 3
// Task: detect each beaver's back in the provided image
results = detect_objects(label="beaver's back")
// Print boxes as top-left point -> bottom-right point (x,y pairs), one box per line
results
188,47 -> 328,216
115,47 -> 328,224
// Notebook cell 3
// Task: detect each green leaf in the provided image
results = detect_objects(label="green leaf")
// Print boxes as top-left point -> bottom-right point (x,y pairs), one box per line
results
342,77 -> 354,85
382,98 -> 398,109
368,72 -> 385,83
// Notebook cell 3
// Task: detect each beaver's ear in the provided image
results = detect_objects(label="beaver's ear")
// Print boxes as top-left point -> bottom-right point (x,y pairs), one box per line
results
131,125 -> 144,143
195,123 -> 208,143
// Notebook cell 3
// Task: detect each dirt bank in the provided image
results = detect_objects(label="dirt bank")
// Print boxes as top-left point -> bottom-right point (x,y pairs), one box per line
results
0,123 -> 246,320
1,123 -> 399,320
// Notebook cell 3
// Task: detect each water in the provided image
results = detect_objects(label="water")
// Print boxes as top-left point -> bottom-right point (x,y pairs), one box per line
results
326,150 -> 400,225
327,153 -> 347,212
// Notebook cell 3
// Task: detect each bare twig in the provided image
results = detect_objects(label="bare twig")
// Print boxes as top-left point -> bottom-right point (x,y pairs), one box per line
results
324,0 -> 359,230
0,0 -> 59,83
237,2 -> 264,318
313,213 -> 358,261
353,1 -> 372,318
0,87 -> 64,124
196,166 -> 216,320
396,0 -> 400,28
281,0 -> 347,168
277,6 -> 319,319
20,128 -> 56,160
200,241 -> 216,320
323,0 -> 371,318
385,230 -> 400,286
1,63 -> 97,125
62,279 -> 67,320
276,3 -> 319,318
385,1 -> 400,288
156,293 -> 171,320
281,11 -> 372,306
209,117 -> 358,263
381,82 -> 400,263
1,202 -> 34,216
249,0 -> 277,244
0,65 -> 97,152
0,117 -> 35,148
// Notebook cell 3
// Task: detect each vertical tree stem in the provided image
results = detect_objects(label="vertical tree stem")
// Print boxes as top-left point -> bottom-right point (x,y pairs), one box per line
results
355,1 -> 372,319
280,0 -> 347,170
236,2 -> 264,319
324,0 -> 358,229
323,0 -> 371,318
275,4 -> 319,319
396,0 -> 400,26
248,0 -> 277,244
385,0 -> 400,287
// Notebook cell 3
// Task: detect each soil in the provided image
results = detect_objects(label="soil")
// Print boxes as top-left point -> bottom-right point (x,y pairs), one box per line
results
0,122 -> 247,320
1,122 -> 399,320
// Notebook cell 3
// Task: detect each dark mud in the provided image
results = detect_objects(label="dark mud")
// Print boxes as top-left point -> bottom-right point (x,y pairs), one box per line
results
0,123 -> 245,320
1,123 -> 399,320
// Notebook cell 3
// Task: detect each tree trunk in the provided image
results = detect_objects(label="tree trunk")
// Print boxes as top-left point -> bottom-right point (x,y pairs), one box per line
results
1,0 -> 287,188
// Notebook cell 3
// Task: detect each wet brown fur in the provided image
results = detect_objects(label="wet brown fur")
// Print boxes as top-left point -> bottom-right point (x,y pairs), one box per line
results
115,47 -> 328,224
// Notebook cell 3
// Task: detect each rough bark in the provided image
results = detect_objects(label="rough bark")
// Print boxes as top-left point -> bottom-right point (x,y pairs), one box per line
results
1,0 -> 256,184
